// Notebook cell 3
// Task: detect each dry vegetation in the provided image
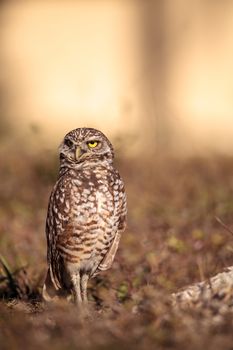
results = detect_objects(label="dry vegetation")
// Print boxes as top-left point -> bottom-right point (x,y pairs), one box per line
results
1,138 -> 233,350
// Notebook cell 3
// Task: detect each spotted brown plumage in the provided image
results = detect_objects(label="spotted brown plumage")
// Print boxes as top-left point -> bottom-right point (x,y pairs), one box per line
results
42,128 -> 127,304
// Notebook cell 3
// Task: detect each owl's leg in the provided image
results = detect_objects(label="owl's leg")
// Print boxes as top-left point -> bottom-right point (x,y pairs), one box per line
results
71,272 -> 82,304
80,274 -> 89,303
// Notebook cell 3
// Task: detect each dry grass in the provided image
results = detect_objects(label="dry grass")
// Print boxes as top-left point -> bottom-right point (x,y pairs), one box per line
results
1,141 -> 233,349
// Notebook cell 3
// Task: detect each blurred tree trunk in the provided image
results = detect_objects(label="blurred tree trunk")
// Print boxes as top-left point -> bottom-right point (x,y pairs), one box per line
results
0,0 -> 10,139
138,0 -> 171,154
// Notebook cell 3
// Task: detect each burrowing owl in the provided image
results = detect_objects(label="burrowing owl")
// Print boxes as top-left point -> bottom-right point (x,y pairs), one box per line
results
42,127 -> 127,304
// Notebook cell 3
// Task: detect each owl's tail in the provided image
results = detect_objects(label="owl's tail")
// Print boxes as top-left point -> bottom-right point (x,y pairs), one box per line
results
42,268 -> 59,302
42,267 -> 72,302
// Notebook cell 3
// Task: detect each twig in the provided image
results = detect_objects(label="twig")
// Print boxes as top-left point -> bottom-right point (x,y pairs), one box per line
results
0,254 -> 19,296
215,216 -> 233,237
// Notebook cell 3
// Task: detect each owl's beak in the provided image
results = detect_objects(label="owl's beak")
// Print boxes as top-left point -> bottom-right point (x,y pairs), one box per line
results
75,146 -> 85,160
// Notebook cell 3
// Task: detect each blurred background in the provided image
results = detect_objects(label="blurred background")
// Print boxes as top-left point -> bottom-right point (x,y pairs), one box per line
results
1,0 -> 233,155
1,2 -> 233,348
1,0 -> 233,290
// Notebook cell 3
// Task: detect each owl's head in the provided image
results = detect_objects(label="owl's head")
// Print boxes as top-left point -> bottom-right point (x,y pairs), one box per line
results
59,127 -> 114,167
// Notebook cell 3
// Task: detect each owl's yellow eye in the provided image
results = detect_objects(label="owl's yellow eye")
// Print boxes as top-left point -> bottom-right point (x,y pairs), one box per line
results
87,141 -> 99,148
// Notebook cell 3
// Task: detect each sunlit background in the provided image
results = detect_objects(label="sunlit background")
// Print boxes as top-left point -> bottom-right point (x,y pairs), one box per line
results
2,3 -> 233,348
1,0 -> 233,154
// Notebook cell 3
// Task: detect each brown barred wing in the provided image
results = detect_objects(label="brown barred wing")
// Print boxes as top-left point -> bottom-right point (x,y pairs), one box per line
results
97,174 -> 127,272
45,172 -> 74,290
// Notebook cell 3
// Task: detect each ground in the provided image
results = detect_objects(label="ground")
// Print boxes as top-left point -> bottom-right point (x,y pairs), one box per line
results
1,140 -> 233,350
